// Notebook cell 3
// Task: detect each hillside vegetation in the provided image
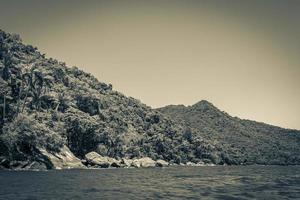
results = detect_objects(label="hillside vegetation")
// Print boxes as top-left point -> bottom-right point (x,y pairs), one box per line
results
157,101 -> 300,165
0,30 -> 221,169
0,30 -> 299,169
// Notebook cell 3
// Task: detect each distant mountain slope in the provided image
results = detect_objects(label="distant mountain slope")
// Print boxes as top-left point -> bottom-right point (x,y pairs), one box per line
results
0,30 -> 222,169
157,100 -> 300,165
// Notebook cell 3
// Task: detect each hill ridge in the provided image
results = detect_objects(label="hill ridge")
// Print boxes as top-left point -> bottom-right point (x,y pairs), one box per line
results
157,100 -> 300,165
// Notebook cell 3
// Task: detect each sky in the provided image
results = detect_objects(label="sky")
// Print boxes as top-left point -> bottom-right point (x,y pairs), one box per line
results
0,0 -> 299,129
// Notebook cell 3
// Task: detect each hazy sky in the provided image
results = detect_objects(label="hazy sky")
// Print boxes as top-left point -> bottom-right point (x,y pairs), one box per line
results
0,0 -> 299,129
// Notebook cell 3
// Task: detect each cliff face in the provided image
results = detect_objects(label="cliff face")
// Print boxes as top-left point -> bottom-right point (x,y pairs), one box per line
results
157,101 -> 300,165
0,30 -> 219,169
0,30 -> 299,170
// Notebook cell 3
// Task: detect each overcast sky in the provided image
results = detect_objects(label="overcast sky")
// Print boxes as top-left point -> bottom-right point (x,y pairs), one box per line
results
0,0 -> 299,129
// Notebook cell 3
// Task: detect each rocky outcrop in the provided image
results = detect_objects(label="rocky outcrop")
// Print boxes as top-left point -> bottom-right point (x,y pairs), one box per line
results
0,157 -> 55,171
0,157 -> 10,169
39,145 -> 86,169
132,157 -> 156,168
0,149 -> 171,170
85,152 -> 121,168
120,158 -> 133,168
83,152 -> 169,168
156,159 -> 169,167
22,161 -> 48,170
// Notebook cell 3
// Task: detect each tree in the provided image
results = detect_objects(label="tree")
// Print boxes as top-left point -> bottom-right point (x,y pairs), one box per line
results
2,52 -> 12,81
1,50 -> 21,82
43,75 -> 53,94
31,69 -> 44,110
20,64 -> 50,112
0,114 -> 63,160
21,68 -> 33,113
0,78 -> 9,122
65,114 -> 100,157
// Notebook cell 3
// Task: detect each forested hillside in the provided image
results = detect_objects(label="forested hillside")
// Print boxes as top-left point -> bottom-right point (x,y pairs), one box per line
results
0,30 -> 299,169
0,30 -> 221,169
157,100 -> 300,165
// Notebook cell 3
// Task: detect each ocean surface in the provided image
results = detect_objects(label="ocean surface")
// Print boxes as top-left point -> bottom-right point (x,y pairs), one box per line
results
0,165 -> 299,200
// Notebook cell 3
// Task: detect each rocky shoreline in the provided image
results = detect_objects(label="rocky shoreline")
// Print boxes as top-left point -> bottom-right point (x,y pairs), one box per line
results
0,146 -> 215,171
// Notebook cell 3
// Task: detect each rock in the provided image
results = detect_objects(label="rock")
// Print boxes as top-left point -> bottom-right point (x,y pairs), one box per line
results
23,161 -> 48,170
81,159 -> 88,166
184,161 -> 215,167
132,157 -> 156,168
131,159 -> 141,168
9,161 -> 29,170
0,156 -> 49,170
0,157 -> 10,169
39,145 -> 86,169
110,162 -> 121,168
85,152 -> 107,167
155,159 -> 169,167
197,161 -> 205,165
85,152 -> 121,168
186,161 -> 195,166
120,158 -> 133,168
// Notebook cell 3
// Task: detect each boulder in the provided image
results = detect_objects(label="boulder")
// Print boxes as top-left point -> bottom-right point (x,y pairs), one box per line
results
85,152 -> 121,168
186,161 -> 195,166
0,157 -> 10,169
120,158 -> 133,168
23,161 -> 48,170
132,157 -> 156,168
39,145 -> 86,169
131,159 -> 141,168
0,156 -> 49,170
8,161 -> 29,170
196,161 -> 205,166
155,159 -> 169,167
185,161 -> 210,166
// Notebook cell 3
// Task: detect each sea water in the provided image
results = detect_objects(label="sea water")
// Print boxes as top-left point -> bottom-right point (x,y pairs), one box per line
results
0,165 -> 299,200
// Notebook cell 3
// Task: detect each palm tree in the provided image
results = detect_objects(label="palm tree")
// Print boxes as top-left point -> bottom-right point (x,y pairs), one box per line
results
0,78 -> 9,121
2,51 -> 12,81
20,64 -> 47,112
21,68 -> 34,113
43,75 -> 53,94
31,70 -> 44,111
55,93 -> 64,112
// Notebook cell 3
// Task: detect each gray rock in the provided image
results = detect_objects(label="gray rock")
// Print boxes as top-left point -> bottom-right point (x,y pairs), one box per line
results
120,158 -> 133,168
186,161 -> 196,166
132,157 -> 156,168
39,145 -> 86,169
9,161 -> 29,170
131,159 -> 141,168
0,157 -> 10,169
156,159 -> 169,167
23,161 -> 48,170
85,152 -> 121,168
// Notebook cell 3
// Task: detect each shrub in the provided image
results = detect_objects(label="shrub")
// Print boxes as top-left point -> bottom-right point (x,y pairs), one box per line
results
0,114 -> 63,160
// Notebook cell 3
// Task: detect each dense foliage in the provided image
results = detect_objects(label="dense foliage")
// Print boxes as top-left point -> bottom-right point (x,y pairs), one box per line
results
0,30 -> 219,165
157,101 -> 300,165
0,29 -> 299,166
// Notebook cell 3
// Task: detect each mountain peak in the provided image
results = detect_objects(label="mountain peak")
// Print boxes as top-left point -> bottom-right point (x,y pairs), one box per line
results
194,100 -> 213,106
191,100 -> 218,111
